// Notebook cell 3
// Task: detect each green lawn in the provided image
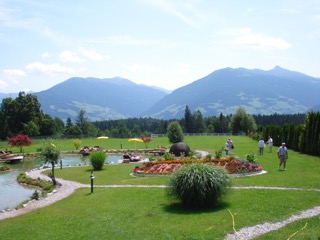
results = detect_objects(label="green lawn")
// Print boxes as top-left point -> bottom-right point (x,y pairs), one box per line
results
0,136 -> 319,239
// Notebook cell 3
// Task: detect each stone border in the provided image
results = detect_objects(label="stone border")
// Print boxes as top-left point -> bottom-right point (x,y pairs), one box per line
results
132,170 -> 267,178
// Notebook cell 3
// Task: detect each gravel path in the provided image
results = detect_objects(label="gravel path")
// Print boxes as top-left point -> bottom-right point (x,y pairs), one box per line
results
1,168 -> 319,240
224,206 -> 320,240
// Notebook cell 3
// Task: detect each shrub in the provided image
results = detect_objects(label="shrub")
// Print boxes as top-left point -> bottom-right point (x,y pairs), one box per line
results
0,164 -> 10,172
73,139 -> 81,150
246,153 -> 256,162
31,190 -> 40,200
162,152 -> 175,160
167,121 -> 184,143
215,149 -> 223,159
90,151 -> 106,170
167,163 -> 231,209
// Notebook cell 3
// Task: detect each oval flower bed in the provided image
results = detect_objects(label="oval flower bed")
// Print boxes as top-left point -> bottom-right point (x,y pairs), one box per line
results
133,157 -> 263,176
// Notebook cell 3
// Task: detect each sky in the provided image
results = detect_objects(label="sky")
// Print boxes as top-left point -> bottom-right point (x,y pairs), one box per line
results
1,0 -> 320,93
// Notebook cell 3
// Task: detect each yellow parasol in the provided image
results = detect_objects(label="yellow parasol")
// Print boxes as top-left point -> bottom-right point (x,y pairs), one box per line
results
97,136 -> 109,140
128,138 -> 143,149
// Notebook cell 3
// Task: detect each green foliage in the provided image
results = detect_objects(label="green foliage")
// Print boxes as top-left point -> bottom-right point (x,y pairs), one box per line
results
215,149 -> 223,159
184,105 -> 194,133
187,150 -> 202,159
299,111 -> 320,155
246,153 -> 256,162
73,139 -> 81,150
167,121 -> 184,143
40,141 -> 61,163
192,110 -> 206,133
0,92 -> 44,139
229,106 -> 257,134
0,164 -> 10,171
90,151 -> 106,170
75,109 -> 99,137
17,172 -> 54,192
167,163 -> 231,209
39,140 -> 61,185
31,190 -> 40,200
162,152 -> 174,160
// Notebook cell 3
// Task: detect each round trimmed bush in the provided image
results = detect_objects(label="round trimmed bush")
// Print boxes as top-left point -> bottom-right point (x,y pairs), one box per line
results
167,163 -> 231,209
90,151 -> 106,170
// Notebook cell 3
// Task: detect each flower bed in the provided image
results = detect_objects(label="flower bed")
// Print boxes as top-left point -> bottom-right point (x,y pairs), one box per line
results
133,157 -> 263,175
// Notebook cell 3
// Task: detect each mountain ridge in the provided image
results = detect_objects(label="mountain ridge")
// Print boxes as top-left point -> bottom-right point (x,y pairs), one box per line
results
1,66 -> 319,121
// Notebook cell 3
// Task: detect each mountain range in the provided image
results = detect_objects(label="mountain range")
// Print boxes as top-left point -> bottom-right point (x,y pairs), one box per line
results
1,66 -> 320,121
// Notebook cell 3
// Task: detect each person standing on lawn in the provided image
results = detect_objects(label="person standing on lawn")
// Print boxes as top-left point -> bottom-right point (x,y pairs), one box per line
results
258,137 -> 265,155
266,136 -> 273,153
225,139 -> 230,155
277,142 -> 288,170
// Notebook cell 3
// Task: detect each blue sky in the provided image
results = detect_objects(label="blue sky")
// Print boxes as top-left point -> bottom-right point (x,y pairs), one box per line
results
1,0 -> 319,93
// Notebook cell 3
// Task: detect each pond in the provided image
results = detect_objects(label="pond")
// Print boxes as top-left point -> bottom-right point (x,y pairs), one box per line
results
0,154 -> 124,211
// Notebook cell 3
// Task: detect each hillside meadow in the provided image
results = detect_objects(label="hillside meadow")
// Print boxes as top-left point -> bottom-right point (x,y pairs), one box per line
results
0,136 -> 319,239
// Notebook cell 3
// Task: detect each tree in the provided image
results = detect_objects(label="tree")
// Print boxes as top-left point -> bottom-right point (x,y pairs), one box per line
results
73,139 -> 82,150
23,121 -> 40,136
193,110 -> 206,133
64,125 -> 82,137
39,114 -> 58,136
184,105 -> 194,133
0,92 -> 53,139
54,117 -> 65,135
167,121 -> 184,143
39,140 -> 61,185
140,134 -> 152,148
66,117 -> 73,128
7,134 -> 32,153
75,109 -> 99,137
229,107 -> 257,134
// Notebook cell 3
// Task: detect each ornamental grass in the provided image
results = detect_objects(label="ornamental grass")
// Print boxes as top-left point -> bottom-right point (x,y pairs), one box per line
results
167,163 -> 231,209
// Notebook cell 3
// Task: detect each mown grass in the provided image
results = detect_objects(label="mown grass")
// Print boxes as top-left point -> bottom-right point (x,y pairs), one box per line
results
0,136 -> 319,239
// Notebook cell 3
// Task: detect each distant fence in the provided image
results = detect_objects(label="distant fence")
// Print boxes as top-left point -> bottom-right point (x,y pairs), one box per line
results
151,133 -> 233,138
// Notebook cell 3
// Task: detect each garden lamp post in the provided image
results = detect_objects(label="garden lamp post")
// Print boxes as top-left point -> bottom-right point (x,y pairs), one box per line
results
90,171 -> 95,193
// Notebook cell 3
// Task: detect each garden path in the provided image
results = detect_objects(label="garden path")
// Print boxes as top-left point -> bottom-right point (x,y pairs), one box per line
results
0,168 -> 319,240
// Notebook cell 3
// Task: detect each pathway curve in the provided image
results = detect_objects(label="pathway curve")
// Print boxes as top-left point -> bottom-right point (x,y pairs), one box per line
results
0,168 -> 319,240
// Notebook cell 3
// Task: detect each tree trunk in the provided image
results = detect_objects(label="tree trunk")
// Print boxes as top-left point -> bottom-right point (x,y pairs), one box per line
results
51,162 -> 56,185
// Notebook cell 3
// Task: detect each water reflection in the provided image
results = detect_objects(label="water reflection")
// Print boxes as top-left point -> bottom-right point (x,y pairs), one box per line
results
0,154 -> 123,210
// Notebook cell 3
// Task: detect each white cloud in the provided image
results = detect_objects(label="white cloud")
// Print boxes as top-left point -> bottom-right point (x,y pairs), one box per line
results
79,47 -> 105,61
0,79 -> 9,89
127,64 -> 160,73
59,50 -> 83,62
233,28 -> 291,50
3,69 -> 26,77
26,62 -> 75,74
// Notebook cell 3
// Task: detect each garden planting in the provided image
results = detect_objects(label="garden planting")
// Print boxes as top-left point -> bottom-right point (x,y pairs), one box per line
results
133,156 -> 263,175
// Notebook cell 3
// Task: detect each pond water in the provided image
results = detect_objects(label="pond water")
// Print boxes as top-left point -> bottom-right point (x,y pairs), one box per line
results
0,154 -> 124,210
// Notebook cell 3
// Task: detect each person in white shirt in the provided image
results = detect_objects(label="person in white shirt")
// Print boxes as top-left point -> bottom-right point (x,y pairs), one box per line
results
266,136 -> 273,153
